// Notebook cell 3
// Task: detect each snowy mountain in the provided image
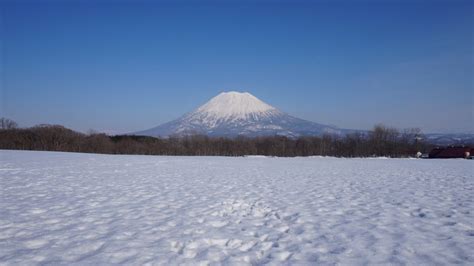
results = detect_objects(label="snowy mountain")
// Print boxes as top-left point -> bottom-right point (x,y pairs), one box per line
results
135,91 -> 348,138
424,133 -> 474,146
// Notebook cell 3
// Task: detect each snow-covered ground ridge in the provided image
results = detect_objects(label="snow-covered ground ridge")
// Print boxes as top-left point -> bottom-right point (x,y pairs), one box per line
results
0,150 -> 473,265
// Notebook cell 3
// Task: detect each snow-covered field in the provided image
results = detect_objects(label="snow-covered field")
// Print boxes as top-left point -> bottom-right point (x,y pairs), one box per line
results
1,150 -> 473,265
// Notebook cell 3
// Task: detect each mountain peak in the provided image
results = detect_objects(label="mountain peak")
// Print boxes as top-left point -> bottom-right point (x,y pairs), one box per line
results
135,91 -> 342,137
217,91 -> 251,96
195,91 -> 277,121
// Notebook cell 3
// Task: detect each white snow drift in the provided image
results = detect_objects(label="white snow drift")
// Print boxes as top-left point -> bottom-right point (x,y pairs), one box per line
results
0,150 -> 473,265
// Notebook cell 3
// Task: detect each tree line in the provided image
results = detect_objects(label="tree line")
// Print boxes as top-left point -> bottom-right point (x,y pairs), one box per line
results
0,118 -> 432,157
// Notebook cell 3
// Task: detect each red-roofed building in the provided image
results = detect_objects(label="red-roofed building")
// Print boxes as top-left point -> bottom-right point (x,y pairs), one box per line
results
428,146 -> 471,159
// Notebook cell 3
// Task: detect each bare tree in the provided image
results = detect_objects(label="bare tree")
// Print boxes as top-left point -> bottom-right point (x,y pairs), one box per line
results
0,118 -> 18,130
0,121 -> 433,157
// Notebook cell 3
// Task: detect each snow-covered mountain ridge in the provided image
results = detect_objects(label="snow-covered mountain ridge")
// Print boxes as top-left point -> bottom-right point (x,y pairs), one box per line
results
133,91 -> 474,143
135,91 -> 349,138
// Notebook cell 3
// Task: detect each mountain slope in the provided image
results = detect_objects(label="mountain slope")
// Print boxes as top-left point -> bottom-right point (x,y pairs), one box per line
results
425,133 -> 474,146
135,91 -> 344,137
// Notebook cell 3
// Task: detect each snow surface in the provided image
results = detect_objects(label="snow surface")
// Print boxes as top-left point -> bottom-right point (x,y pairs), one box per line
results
1,150 -> 473,265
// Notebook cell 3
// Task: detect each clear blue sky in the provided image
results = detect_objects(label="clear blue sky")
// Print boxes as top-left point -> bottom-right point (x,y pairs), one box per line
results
1,0 -> 472,134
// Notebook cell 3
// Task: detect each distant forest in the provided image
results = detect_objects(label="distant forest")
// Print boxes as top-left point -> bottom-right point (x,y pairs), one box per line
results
0,117 -> 434,157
